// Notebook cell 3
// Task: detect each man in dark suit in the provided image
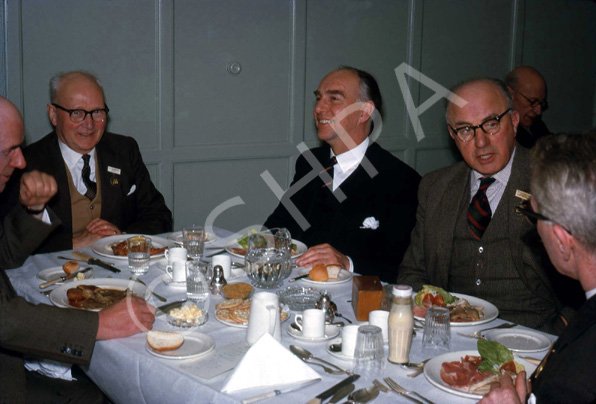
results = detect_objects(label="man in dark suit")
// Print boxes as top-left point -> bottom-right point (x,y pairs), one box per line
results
396,78 -> 572,334
8,71 -> 172,253
0,95 -> 155,403
265,67 -> 420,282
479,134 -> 596,404
505,66 -> 550,148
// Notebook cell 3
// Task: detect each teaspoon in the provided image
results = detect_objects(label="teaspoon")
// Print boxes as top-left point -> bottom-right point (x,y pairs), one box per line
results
341,386 -> 379,403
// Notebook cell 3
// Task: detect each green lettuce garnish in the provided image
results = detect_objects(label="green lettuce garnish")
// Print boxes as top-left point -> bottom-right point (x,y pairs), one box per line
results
414,285 -> 456,306
477,339 -> 514,374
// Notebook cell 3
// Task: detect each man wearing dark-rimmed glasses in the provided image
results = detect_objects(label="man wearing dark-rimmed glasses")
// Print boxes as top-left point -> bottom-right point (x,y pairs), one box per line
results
3,71 -> 171,253
505,66 -> 551,148
397,78 -> 574,335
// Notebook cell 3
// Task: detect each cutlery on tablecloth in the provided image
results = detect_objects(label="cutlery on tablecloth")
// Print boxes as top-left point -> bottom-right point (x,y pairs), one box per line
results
384,377 -> 433,404
329,383 -> 355,403
39,267 -> 93,289
71,251 -> 121,273
155,300 -> 187,316
457,322 -> 517,339
289,274 -> 309,282
241,379 -> 320,404
129,277 -> 167,302
305,374 -> 360,404
290,345 -> 351,375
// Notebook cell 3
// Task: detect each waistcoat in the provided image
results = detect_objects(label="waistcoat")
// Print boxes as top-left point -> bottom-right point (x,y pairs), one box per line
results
65,161 -> 102,237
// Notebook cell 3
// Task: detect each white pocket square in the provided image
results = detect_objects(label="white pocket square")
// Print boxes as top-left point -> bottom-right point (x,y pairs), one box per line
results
360,216 -> 379,230
127,184 -> 136,196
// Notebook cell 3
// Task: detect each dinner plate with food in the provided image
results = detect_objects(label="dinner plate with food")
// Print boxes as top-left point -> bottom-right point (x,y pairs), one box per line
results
49,278 -> 147,311
92,234 -> 175,260
424,340 -> 537,400
297,263 -> 353,285
214,297 -> 290,328
167,231 -> 217,246
146,330 -> 215,360
413,285 -> 498,327
224,236 -> 307,259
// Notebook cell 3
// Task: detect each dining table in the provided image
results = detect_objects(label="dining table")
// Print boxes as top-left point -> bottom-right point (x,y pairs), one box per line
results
7,228 -> 556,404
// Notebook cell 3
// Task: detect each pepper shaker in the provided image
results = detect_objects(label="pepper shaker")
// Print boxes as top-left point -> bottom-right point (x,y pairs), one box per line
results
209,265 -> 227,295
315,290 -> 335,323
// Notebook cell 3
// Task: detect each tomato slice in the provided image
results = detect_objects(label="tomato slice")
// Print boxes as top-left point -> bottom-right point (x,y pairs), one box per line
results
500,361 -> 517,373
422,293 -> 434,308
433,295 -> 446,307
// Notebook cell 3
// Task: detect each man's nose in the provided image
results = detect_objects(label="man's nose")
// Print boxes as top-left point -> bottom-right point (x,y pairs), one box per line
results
474,129 -> 489,148
314,99 -> 326,114
81,113 -> 96,128
11,147 -> 26,169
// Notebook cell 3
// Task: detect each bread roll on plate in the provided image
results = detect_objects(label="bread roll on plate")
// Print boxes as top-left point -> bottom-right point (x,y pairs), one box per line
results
309,263 -> 328,282
326,264 -> 341,279
147,330 -> 184,352
62,260 -> 79,275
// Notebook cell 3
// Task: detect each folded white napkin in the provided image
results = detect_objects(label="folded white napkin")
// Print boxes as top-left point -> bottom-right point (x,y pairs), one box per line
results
221,333 -> 320,394
24,359 -> 74,381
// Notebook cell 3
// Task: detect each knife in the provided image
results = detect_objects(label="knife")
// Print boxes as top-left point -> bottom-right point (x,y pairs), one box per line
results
329,383 -> 355,403
39,267 -> 93,289
241,378 -> 320,404
305,374 -> 359,404
289,274 -> 308,282
155,300 -> 187,316
72,251 -> 121,273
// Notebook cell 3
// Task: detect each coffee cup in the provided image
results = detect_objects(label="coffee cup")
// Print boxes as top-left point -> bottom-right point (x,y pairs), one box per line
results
165,247 -> 188,265
211,254 -> 231,279
166,260 -> 186,283
341,324 -> 360,357
293,309 -> 325,338
368,310 -> 390,342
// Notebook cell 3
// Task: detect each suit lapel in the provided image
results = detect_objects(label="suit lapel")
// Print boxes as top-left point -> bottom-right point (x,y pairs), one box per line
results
96,139 -> 122,219
46,136 -> 74,230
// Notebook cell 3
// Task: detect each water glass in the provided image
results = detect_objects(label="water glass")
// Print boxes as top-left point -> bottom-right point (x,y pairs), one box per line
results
186,260 -> 209,310
183,225 -> 205,260
353,325 -> 385,377
127,236 -> 152,274
422,306 -> 451,353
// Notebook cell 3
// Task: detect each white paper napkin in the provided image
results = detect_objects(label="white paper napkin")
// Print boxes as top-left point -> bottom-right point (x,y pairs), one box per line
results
24,359 -> 74,381
221,333 -> 320,394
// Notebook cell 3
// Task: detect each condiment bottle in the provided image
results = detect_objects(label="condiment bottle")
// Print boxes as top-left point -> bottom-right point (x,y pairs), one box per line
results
388,284 -> 414,364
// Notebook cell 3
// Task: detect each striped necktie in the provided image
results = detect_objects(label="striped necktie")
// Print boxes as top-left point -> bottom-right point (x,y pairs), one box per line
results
467,177 -> 496,240
81,154 -> 97,200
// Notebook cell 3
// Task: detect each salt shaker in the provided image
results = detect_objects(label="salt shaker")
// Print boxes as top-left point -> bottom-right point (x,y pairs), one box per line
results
209,265 -> 227,295
315,291 -> 335,323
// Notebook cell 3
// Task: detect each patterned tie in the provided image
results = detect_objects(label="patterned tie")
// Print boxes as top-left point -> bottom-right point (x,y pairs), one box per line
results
320,156 -> 338,188
81,154 -> 97,200
467,177 -> 496,240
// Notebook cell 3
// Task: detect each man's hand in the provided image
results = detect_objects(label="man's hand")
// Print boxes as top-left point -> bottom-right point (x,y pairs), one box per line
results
296,243 -> 350,269
478,371 -> 527,404
19,170 -> 57,210
96,296 -> 155,340
73,230 -> 105,249
86,218 -> 121,236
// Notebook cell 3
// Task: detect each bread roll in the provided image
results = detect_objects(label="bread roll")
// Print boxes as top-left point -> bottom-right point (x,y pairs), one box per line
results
309,263 -> 328,282
326,264 -> 341,279
62,260 -> 79,275
147,330 -> 184,352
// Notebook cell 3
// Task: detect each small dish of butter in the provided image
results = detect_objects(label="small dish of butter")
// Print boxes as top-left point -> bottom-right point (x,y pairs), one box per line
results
167,303 -> 208,328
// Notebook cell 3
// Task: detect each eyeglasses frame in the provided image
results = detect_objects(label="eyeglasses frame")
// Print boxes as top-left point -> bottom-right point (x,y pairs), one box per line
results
52,103 -> 110,123
448,108 -> 512,142
509,86 -> 549,111
515,202 -> 572,235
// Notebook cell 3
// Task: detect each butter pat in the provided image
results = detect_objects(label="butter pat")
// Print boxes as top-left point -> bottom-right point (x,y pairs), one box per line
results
170,304 -> 203,321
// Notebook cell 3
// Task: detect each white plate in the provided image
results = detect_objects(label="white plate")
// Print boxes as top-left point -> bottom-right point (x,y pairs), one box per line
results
299,269 -> 353,285
225,239 -> 307,259
49,278 -> 147,311
287,324 -> 341,342
37,266 -> 94,282
414,293 -> 499,327
325,338 -> 355,361
145,333 -> 215,360
91,234 -> 175,260
484,329 -> 552,353
162,277 -> 187,289
167,231 -> 217,246
424,350 -> 537,400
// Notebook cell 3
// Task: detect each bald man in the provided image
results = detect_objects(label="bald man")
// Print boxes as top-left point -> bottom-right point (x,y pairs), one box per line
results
505,66 -> 551,148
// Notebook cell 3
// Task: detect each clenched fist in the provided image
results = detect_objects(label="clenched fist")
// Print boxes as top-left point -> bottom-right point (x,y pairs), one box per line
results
19,170 -> 57,210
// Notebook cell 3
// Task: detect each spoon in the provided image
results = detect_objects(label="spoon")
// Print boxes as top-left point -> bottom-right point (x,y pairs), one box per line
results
341,386 -> 379,403
290,345 -> 351,375
330,302 -> 353,324
329,343 -> 342,353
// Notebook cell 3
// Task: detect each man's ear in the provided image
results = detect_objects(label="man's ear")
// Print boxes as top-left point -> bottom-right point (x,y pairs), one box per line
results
511,110 -> 520,137
553,224 -> 573,262
47,104 -> 58,126
359,101 -> 375,124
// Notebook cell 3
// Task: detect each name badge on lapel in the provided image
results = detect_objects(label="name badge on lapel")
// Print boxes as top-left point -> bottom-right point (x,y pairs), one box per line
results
107,166 -> 121,186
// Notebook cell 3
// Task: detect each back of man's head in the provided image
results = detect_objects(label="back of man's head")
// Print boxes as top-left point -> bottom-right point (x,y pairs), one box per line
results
531,133 -> 596,250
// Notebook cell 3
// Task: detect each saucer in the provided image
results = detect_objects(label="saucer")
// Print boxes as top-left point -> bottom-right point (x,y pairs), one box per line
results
163,276 -> 187,289
326,338 -> 355,361
287,324 -> 340,342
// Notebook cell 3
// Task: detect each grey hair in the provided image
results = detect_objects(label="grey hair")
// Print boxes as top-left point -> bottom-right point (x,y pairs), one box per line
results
336,66 -> 384,119
49,71 -> 104,103
445,78 -> 514,123
531,133 -> 596,250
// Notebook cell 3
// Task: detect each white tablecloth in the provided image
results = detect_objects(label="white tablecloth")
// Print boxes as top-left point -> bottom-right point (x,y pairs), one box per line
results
7,229 -> 555,404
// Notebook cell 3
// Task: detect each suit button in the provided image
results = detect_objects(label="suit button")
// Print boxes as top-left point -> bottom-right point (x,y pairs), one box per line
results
90,205 -> 94,210
478,246 -> 484,253
476,278 -> 482,286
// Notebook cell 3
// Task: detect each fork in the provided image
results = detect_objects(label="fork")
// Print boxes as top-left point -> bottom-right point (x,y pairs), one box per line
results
457,322 -> 517,339
404,358 -> 430,378
384,377 -> 434,404
129,277 -> 167,302
372,379 -> 389,393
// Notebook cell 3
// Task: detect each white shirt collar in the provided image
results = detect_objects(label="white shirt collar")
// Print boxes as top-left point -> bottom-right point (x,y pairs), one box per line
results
471,146 -> 516,186
586,287 -> 596,300
58,140 -> 96,170
331,137 -> 369,174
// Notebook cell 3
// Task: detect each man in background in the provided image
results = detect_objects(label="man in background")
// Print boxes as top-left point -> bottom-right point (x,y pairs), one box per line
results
265,66 -> 420,282
397,78 -> 572,334
479,133 -> 596,404
5,71 -> 172,254
505,66 -> 550,148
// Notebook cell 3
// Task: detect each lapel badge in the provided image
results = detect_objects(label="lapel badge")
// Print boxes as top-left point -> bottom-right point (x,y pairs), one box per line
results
107,166 -> 121,186
515,189 -> 531,201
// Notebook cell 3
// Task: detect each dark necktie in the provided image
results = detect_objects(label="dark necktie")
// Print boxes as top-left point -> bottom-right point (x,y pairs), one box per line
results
467,177 -> 496,240
320,156 -> 337,188
81,154 -> 97,200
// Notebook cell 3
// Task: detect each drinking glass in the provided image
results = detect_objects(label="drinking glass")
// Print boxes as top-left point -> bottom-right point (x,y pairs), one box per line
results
186,260 -> 209,310
183,225 -> 205,261
422,306 -> 451,353
127,236 -> 152,274
244,231 -> 290,289
353,325 -> 385,377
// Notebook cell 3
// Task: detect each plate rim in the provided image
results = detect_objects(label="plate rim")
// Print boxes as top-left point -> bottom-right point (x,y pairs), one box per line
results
414,292 -> 499,327
299,269 -> 353,285
49,278 -> 147,311
91,234 -> 175,260
325,338 -> 355,361
224,238 -> 307,259
145,333 -> 216,359
484,328 -> 552,352
287,324 -> 341,342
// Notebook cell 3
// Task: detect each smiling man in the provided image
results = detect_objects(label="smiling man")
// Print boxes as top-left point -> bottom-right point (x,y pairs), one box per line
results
396,78 -> 573,334
264,67 -> 421,282
6,71 -> 172,252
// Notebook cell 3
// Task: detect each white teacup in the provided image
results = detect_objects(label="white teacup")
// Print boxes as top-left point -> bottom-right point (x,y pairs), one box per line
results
166,260 -> 187,283
293,309 -> 325,338
341,324 -> 360,357
165,247 -> 188,265
211,254 -> 231,279
368,310 -> 390,342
